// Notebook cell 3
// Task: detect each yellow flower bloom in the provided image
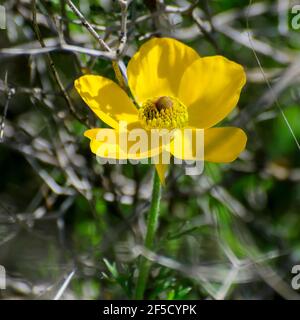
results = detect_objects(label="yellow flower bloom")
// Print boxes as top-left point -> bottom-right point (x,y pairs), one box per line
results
75,37 -> 247,184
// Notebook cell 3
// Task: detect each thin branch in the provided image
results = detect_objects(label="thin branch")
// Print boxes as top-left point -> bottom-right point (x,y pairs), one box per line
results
31,0 -> 88,126
53,269 -> 76,300
116,0 -> 128,57
0,44 -> 115,59
0,72 -> 14,142
65,0 -> 111,52
165,0 -> 199,14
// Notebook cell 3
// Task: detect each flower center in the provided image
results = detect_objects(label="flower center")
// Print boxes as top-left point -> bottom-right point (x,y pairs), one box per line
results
138,96 -> 188,130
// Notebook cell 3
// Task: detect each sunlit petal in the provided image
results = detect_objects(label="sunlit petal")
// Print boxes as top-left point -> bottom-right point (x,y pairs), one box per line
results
75,75 -> 139,129
179,56 -> 246,128
127,37 -> 199,105
168,127 -> 247,162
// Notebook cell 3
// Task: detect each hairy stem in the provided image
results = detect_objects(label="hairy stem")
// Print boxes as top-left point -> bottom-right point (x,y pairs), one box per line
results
135,169 -> 162,299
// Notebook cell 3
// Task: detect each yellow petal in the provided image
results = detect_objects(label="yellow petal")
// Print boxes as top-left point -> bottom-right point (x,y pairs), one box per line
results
155,163 -> 168,185
168,127 -> 247,162
204,127 -> 247,162
84,128 -> 163,160
127,37 -> 199,105
179,56 -> 246,129
167,128 -> 204,161
75,75 -> 139,129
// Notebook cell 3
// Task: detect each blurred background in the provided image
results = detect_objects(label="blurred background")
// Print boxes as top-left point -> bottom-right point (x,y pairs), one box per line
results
0,0 -> 300,300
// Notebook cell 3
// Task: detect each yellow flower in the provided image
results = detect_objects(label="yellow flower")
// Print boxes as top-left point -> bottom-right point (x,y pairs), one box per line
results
75,38 -> 247,184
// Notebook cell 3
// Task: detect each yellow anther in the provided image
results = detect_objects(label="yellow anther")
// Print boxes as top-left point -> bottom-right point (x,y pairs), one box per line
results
139,96 -> 188,130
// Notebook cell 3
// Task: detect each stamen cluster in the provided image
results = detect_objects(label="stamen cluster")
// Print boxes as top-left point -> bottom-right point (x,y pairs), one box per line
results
139,96 -> 188,130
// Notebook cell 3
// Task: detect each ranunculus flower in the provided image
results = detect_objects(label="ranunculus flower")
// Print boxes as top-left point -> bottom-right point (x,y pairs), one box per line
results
75,37 -> 247,184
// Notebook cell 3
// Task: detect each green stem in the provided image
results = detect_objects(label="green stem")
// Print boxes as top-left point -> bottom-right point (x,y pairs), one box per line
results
135,169 -> 162,299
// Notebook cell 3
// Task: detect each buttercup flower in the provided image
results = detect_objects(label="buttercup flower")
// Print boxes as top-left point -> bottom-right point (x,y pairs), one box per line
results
75,38 -> 247,184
